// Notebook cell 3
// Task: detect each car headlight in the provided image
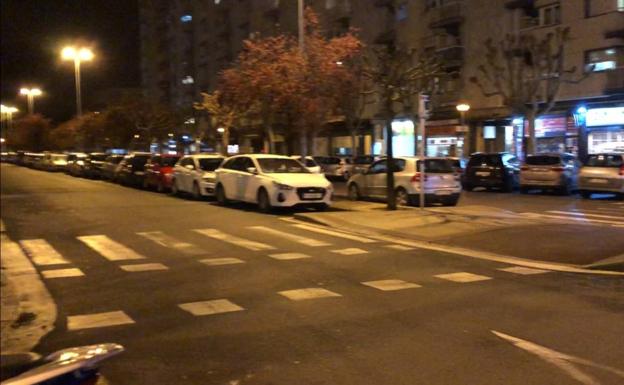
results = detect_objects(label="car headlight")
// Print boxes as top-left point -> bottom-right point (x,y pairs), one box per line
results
273,182 -> 294,190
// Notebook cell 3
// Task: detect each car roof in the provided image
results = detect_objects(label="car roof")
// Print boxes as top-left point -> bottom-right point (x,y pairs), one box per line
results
186,154 -> 224,158
232,154 -> 292,159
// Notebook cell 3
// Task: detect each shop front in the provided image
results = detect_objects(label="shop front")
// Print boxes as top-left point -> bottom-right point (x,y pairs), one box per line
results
584,106 -> 624,155
425,119 -> 466,158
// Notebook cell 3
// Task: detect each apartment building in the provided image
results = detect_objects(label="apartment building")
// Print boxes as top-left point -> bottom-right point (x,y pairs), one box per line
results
139,0 -> 623,159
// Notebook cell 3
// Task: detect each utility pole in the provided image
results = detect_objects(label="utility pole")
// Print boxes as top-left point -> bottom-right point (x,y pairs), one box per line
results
418,93 -> 428,210
297,0 -> 305,54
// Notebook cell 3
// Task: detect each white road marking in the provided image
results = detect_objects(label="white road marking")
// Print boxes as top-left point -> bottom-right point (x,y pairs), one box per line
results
41,268 -> 85,279
331,247 -> 369,255
435,272 -> 492,283
77,235 -> 146,261
67,311 -> 135,331
384,244 -> 415,251
19,239 -> 70,265
248,225 -> 331,247
137,231 -> 204,255
268,252 -> 312,260
291,223 -> 377,243
499,266 -> 549,275
547,210 -> 624,221
193,228 -> 275,251
362,279 -> 421,291
119,263 -> 169,272
178,299 -> 244,316
520,212 -> 624,226
492,330 -> 624,385
199,257 -> 245,266
278,288 -> 342,301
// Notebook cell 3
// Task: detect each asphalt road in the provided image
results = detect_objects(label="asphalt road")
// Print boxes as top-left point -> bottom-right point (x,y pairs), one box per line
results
2,163 -> 624,385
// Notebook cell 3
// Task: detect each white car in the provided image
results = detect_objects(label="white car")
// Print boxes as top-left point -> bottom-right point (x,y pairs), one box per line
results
290,155 -> 322,173
171,154 -> 225,199
215,154 -> 332,212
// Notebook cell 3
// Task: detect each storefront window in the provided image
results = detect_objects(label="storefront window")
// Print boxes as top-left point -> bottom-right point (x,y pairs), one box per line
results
589,130 -> 624,153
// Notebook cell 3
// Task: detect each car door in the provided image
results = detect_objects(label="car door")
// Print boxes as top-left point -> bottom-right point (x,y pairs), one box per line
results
367,160 -> 388,198
181,157 -> 196,192
217,157 -> 241,200
234,157 -> 256,202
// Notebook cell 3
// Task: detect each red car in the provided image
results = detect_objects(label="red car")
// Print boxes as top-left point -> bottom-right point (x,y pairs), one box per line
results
143,154 -> 181,192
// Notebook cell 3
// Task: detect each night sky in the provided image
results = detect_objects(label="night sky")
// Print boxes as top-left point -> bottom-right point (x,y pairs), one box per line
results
1,0 -> 140,122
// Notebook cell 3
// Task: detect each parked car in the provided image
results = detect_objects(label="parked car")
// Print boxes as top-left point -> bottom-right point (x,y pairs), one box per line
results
66,153 -> 88,176
316,156 -> 354,181
215,154 -> 332,212
143,154 -> 181,192
171,154 -> 224,198
463,152 -> 520,192
115,152 -> 151,187
41,153 -> 69,172
519,153 -> 579,195
101,154 -> 125,181
351,155 -> 377,175
23,152 -> 44,168
347,157 -> 461,206
83,153 -> 109,179
290,155 -> 321,173
578,153 -> 624,200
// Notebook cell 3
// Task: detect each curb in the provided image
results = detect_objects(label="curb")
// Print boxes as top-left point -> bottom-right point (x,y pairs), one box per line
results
0,232 -> 57,353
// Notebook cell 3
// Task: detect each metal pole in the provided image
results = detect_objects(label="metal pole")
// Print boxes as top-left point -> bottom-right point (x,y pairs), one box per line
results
297,0 -> 304,53
418,93 -> 427,210
27,94 -> 34,115
74,58 -> 82,116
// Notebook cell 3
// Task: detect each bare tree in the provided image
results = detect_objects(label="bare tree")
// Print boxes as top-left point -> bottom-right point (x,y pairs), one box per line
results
470,27 -> 584,155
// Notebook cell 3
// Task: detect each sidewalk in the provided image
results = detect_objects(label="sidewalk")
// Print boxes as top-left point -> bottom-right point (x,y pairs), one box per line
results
297,200 -> 624,270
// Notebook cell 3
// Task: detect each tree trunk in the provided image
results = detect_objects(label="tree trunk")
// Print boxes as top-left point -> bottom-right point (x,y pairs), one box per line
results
221,128 -> 230,156
526,110 -> 537,156
385,111 -> 396,211
307,128 -> 315,156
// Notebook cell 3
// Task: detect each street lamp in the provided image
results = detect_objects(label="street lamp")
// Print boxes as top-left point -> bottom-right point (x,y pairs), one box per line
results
19,87 -> 42,115
61,46 -> 94,117
456,103 -> 471,158
1,105 -> 19,137
456,103 -> 470,126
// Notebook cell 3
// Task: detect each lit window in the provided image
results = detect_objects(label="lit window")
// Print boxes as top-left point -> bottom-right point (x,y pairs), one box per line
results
180,15 -> 192,23
586,47 -> 623,72
181,76 -> 194,84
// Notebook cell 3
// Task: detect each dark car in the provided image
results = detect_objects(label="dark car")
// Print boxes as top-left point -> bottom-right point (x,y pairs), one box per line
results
83,153 -> 109,179
463,152 -> 520,192
143,154 -> 181,192
101,155 -> 125,181
116,153 -> 151,187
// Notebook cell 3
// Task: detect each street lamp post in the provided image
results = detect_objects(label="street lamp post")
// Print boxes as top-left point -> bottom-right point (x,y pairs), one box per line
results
456,103 -> 470,158
19,88 -> 42,115
61,46 -> 94,117
1,105 -> 19,148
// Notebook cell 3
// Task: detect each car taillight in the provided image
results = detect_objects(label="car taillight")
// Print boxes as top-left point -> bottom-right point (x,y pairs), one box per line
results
411,173 -> 428,182
550,167 -> 565,172
520,166 -> 529,171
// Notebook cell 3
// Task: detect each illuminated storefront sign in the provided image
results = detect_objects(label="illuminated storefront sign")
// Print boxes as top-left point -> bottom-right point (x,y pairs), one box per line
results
586,107 -> 624,127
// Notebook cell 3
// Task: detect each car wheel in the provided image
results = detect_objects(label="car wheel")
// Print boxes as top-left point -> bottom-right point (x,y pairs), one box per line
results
519,186 -> 529,194
192,182 -> 201,200
257,188 -> 272,213
558,182 -> 571,196
580,191 -> 591,199
343,172 -> 351,182
617,193 -> 624,201
315,203 -> 329,211
142,177 -> 150,190
463,183 -> 473,192
171,179 -> 180,196
348,183 -> 360,201
216,184 -> 228,205
395,187 -> 410,206
444,197 -> 459,206
502,179 -> 513,193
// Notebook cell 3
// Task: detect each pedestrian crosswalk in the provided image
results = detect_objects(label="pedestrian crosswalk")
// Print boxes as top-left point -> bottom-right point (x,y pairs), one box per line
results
20,239 -> 70,266
77,235 -> 147,261
518,206 -> 624,228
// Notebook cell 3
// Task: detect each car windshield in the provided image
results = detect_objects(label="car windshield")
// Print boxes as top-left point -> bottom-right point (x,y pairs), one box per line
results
526,155 -> 560,165
294,157 -> 318,167
586,154 -> 623,167
198,158 -> 223,171
418,159 -> 454,173
468,154 -> 502,167
258,158 -> 309,173
161,157 -> 180,167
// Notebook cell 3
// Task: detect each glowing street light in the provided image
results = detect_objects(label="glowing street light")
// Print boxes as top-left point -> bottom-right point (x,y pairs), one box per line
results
61,46 -> 94,116
1,104 -> 19,132
20,87 -> 43,115
456,103 -> 471,126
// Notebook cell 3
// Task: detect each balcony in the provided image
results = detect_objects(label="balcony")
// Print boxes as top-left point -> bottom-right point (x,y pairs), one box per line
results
605,68 -> 624,95
438,46 -> 464,69
429,1 -> 464,28
423,33 -> 462,50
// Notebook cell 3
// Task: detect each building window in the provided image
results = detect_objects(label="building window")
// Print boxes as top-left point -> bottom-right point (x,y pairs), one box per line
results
585,46 -> 624,72
539,3 -> 560,26
586,0 -> 622,17
180,14 -> 192,23
325,0 -> 336,9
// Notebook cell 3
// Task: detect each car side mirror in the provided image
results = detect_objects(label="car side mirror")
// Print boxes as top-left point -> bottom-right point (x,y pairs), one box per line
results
246,167 -> 258,174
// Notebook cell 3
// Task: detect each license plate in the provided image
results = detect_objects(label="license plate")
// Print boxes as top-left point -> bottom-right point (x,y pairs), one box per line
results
434,190 -> 452,196
589,178 -> 608,184
303,193 -> 323,199
476,171 -> 490,177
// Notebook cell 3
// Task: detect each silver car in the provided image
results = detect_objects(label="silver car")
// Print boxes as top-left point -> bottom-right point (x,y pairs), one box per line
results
578,153 -> 624,200
347,157 -> 461,206
316,156 -> 354,180
519,153 -> 580,195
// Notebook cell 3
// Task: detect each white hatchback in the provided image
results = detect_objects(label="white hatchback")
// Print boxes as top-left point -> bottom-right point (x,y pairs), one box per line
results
171,154 -> 225,199
215,154 -> 333,212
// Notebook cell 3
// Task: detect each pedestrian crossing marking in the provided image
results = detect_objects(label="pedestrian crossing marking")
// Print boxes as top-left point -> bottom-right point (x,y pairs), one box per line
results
199,257 -> 245,266
178,299 -> 244,316
435,272 -> 492,283
137,231 -> 204,255
119,263 -> 169,272
67,311 -> 135,331
499,266 -> 549,275
19,239 -> 70,265
77,235 -> 146,261
41,268 -> 85,279
520,212 -> 624,226
193,228 -> 275,251
331,248 -> 368,255
278,287 -> 342,301
384,244 -> 415,251
291,223 -> 377,243
547,210 -> 624,221
362,279 -> 421,291
268,252 -> 312,260
248,226 -> 331,247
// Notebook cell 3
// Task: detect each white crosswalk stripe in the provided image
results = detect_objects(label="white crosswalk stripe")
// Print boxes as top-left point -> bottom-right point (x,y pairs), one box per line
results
67,311 -> 135,331
291,223 -> 377,243
520,212 -> 624,227
77,235 -> 147,261
331,247 -> 368,255
137,231 -> 204,255
119,263 -> 169,272
435,272 -> 492,283
248,226 -> 331,247
193,228 -> 275,251
178,299 -> 244,316
547,210 -> 624,220
41,268 -> 85,279
499,266 -> 549,275
19,239 -> 70,265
